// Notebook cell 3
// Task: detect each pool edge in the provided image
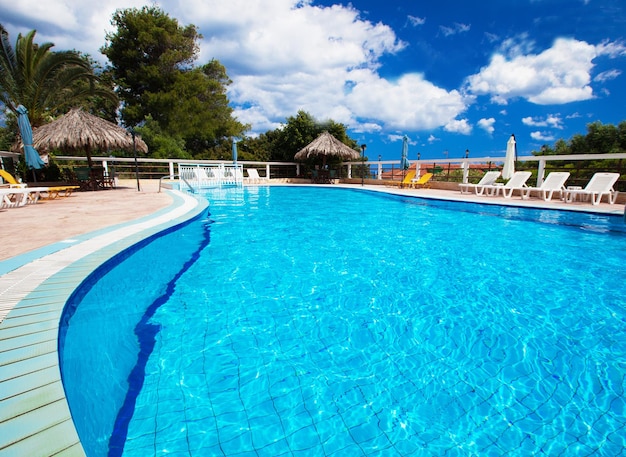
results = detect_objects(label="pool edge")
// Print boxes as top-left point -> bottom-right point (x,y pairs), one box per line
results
0,190 -> 208,457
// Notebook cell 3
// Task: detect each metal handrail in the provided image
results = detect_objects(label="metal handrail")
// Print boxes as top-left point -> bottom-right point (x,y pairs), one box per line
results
158,174 -> 196,193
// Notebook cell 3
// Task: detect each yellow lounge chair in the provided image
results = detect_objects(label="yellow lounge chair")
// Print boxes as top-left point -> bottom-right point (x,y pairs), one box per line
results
0,169 -> 78,198
0,169 -> 26,187
41,186 -> 80,199
391,170 -> 416,188
408,172 -> 433,188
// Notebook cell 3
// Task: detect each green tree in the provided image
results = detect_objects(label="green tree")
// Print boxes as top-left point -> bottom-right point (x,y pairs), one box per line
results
586,121 -> 620,154
0,25 -> 115,126
102,6 -> 200,128
241,131 -> 278,162
102,7 -> 246,157
263,110 -> 358,162
618,121 -> 626,151
133,116 -> 189,159
533,121 -> 626,156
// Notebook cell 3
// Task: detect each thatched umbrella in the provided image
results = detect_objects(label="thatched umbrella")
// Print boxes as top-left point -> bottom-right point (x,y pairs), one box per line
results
294,131 -> 360,167
16,107 -> 148,167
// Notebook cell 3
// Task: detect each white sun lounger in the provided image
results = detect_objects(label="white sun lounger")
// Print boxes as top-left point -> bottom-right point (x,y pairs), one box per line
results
481,171 -> 532,198
0,187 -> 48,208
521,172 -> 570,201
459,171 -> 501,195
246,168 -> 268,184
564,172 -> 620,205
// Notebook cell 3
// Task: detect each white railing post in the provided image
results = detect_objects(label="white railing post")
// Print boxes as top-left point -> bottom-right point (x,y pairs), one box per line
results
266,164 -> 271,179
169,161 -> 174,179
462,160 -> 470,183
348,164 -> 352,179
537,159 -> 546,186
377,162 -> 383,180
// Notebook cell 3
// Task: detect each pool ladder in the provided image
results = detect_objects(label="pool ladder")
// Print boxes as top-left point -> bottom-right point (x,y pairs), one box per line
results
159,174 -> 196,193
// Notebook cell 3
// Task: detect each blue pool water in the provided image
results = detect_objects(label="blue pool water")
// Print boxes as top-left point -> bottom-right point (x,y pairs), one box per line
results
60,187 -> 626,456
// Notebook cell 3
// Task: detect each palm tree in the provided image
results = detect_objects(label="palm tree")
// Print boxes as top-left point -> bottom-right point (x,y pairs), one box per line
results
0,24 -> 117,127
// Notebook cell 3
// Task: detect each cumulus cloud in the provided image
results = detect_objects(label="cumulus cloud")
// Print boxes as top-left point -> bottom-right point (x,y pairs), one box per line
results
466,37 -> 624,105
7,0 -> 459,137
521,114 -> 563,129
530,131 -> 555,141
172,0 -> 474,135
190,1 -> 405,75
0,0 -> 148,60
444,118 -> 472,134
477,117 -> 495,134
346,73 -> 468,132
170,0 -> 477,135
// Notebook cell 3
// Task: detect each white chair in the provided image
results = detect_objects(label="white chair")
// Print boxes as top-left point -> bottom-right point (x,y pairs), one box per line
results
0,187 -> 48,207
459,171 -> 501,195
521,172 -> 570,201
246,168 -> 268,184
564,172 -> 620,205
481,171 -> 532,198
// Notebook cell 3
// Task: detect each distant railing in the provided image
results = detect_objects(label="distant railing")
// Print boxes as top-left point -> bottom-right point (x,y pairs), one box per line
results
177,164 -> 243,190
51,153 -> 626,191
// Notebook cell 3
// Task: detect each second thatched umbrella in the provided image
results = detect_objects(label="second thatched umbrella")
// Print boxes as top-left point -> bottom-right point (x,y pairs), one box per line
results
27,107 -> 148,167
294,131 -> 360,167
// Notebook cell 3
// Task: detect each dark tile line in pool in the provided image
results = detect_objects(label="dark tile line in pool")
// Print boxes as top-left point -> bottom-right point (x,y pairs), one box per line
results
59,210 -> 213,456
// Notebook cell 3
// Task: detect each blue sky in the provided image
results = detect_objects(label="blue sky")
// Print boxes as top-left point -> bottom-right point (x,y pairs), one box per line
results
1,0 -> 625,161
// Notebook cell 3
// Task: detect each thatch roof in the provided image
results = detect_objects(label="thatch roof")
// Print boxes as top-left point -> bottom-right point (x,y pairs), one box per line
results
16,107 -> 148,156
294,131 -> 361,162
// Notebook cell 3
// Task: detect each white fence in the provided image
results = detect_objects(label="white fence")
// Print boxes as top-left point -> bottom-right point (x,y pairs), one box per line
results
178,164 -> 243,191
49,152 -> 626,188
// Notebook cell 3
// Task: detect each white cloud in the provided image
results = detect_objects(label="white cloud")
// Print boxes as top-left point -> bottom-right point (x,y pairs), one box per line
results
521,114 -> 563,128
595,40 -> 626,58
439,22 -> 470,37
408,15 -> 426,26
191,1 -> 406,75
0,0 -> 148,61
176,0 -> 472,135
594,69 -> 622,82
387,133 -> 405,142
477,117 -> 495,134
444,118 -> 472,134
6,0 -> 620,146
530,131 -> 555,141
427,134 -> 439,144
466,37 -> 625,105
346,73 -> 469,132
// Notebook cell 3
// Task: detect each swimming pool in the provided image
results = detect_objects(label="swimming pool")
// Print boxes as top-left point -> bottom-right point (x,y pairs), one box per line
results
60,186 -> 626,456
